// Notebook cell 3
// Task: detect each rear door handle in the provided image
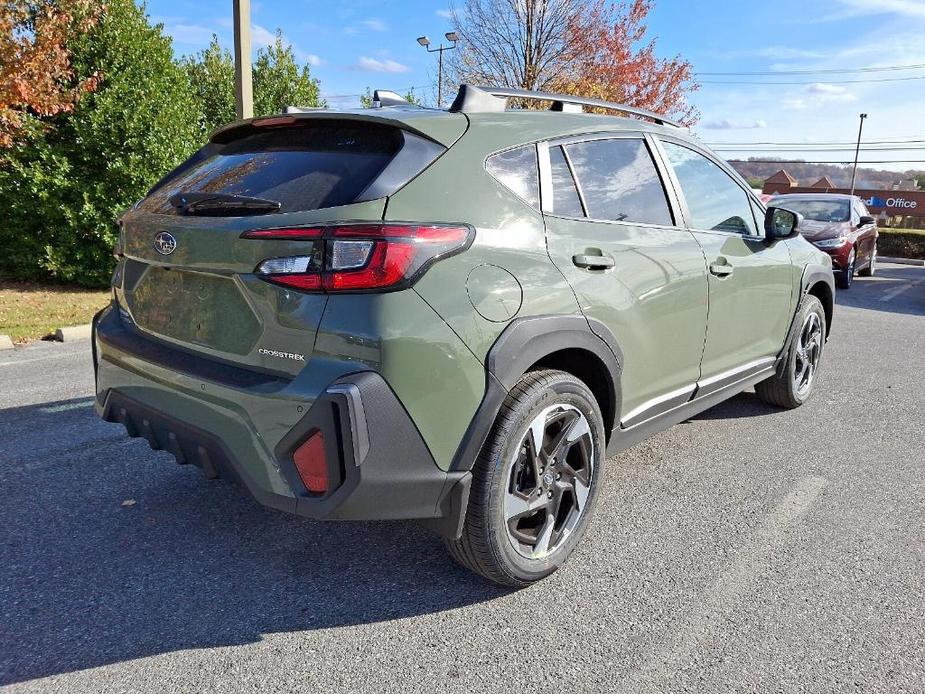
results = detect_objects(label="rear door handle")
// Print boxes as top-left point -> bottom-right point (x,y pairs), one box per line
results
709,259 -> 734,277
573,253 -> 615,270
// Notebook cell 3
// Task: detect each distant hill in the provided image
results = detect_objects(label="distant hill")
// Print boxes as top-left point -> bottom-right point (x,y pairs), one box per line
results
728,158 -> 923,190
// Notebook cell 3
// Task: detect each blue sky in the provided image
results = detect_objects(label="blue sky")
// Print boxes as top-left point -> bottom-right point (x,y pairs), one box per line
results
146,0 -> 925,171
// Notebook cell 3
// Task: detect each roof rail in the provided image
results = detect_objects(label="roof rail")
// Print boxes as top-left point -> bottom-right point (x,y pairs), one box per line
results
448,84 -> 681,127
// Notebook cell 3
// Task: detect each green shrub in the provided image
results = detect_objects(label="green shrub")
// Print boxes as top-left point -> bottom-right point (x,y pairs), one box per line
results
0,0 -> 201,287
878,228 -> 925,260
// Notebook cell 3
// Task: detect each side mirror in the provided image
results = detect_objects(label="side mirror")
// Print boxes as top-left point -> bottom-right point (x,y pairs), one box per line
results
858,215 -> 875,227
764,206 -> 802,241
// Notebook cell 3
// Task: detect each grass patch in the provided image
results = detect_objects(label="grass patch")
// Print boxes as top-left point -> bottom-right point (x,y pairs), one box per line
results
0,281 -> 111,343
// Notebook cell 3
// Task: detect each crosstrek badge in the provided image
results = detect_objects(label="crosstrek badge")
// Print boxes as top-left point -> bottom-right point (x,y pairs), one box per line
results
258,348 -> 306,362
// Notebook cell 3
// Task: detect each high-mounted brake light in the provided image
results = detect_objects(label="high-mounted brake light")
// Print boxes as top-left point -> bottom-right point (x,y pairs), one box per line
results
252,116 -> 298,128
243,223 -> 473,293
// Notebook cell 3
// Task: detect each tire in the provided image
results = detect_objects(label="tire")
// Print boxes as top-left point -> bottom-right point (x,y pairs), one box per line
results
836,247 -> 855,289
755,295 -> 826,409
446,369 -> 605,587
858,243 -> 877,277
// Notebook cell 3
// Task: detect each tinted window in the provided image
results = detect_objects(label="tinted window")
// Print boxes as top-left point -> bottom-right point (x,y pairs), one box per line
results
663,142 -> 758,235
486,145 -> 539,208
549,146 -> 584,217
565,139 -> 672,225
141,122 -> 405,215
773,198 -> 850,223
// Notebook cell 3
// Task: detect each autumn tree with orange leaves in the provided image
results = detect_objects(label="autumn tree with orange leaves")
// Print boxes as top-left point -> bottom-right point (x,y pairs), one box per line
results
0,1 -> 100,147
447,0 -> 698,124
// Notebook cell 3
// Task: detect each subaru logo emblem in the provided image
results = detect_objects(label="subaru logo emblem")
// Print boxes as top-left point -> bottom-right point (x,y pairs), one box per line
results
154,231 -> 177,255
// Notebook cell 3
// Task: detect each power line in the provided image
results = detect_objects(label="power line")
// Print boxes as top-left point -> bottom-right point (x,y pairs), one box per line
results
726,159 -> 925,164
714,146 -> 925,152
696,62 -> 925,76
705,138 -> 925,146
321,85 -> 430,99
699,75 -> 925,85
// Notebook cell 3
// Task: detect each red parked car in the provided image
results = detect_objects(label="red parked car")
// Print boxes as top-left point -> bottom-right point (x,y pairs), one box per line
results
772,193 -> 878,289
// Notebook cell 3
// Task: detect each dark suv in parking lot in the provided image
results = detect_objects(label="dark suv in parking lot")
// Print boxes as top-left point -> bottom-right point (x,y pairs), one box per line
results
93,85 -> 834,586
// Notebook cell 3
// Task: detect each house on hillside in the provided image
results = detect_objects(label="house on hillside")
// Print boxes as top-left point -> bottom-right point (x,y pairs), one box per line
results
810,176 -> 836,190
764,169 -> 798,195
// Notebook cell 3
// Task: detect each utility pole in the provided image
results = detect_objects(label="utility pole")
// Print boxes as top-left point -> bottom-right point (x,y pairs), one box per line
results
233,0 -> 253,119
416,33 -> 458,107
850,113 -> 867,196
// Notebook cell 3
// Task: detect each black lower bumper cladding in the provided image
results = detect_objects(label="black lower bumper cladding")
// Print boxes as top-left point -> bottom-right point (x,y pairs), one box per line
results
98,372 -> 471,537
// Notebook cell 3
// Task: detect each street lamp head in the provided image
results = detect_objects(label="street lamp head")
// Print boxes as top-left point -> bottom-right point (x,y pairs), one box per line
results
445,31 -> 459,42
417,36 -> 431,47
860,113 -> 868,118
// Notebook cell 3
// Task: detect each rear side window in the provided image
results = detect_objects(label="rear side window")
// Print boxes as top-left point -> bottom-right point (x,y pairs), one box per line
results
548,146 -> 585,217
140,121 -> 405,215
662,142 -> 758,235
486,145 -> 539,208
564,138 -> 673,226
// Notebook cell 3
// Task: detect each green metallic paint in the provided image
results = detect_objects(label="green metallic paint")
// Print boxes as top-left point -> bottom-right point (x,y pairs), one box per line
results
691,232 -> 796,379
97,105 -> 837,516
313,290 -> 486,471
544,216 -> 709,419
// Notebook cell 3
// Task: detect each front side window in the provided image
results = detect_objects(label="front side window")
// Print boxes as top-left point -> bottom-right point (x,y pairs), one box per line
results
564,138 -> 673,225
486,145 -> 539,208
662,142 -> 758,235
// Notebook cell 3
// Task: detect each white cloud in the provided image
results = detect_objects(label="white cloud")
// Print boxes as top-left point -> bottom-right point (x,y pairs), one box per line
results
361,18 -> 388,32
163,22 -> 216,46
784,82 -> 858,110
436,9 -> 454,19
251,23 -> 278,48
702,118 -> 767,130
822,0 -> 925,20
355,57 -> 411,73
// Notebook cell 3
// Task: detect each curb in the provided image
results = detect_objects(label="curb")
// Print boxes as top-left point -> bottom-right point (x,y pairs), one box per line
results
880,256 -> 924,267
54,324 -> 93,342
0,335 -> 13,351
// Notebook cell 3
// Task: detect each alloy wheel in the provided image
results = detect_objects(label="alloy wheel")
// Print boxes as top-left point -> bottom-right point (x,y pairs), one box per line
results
794,312 -> 823,397
503,404 -> 595,559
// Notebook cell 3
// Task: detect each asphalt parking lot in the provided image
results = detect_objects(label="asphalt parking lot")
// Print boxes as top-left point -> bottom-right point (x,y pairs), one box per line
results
1,263 -> 923,693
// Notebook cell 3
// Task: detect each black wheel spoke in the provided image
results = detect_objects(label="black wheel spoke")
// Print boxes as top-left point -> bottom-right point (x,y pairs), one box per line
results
504,403 -> 595,559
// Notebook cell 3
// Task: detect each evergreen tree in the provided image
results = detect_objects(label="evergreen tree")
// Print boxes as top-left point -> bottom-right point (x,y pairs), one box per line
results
0,0 -> 201,286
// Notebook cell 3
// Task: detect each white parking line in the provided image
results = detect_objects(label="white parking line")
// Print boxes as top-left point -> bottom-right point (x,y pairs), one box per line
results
615,475 -> 828,693
0,351 -> 84,367
880,278 -> 925,302
38,400 -> 95,414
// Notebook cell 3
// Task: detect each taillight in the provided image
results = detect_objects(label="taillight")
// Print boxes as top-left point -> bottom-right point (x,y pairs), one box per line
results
293,430 -> 327,494
243,223 -> 473,293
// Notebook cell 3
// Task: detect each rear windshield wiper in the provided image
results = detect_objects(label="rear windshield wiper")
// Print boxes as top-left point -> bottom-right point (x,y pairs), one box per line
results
169,192 -> 282,216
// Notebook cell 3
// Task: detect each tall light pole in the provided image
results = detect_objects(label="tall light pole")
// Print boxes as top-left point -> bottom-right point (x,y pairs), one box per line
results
417,32 -> 458,108
849,113 -> 868,196
233,0 -> 253,119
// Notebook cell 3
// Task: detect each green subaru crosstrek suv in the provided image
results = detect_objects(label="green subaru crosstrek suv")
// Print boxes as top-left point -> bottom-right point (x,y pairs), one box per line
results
93,85 -> 834,586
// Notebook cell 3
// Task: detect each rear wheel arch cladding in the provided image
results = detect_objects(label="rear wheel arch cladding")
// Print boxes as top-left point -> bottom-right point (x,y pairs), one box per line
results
450,315 -> 623,472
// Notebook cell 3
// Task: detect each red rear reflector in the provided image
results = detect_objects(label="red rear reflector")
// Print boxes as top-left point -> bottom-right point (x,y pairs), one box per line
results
293,431 -> 328,494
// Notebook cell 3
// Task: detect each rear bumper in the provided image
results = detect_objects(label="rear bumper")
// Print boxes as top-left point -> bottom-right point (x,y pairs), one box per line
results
93,306 -> 471,537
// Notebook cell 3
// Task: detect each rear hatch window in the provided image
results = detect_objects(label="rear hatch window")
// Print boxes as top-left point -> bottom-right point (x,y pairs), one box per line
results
139,121 -> 407,216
